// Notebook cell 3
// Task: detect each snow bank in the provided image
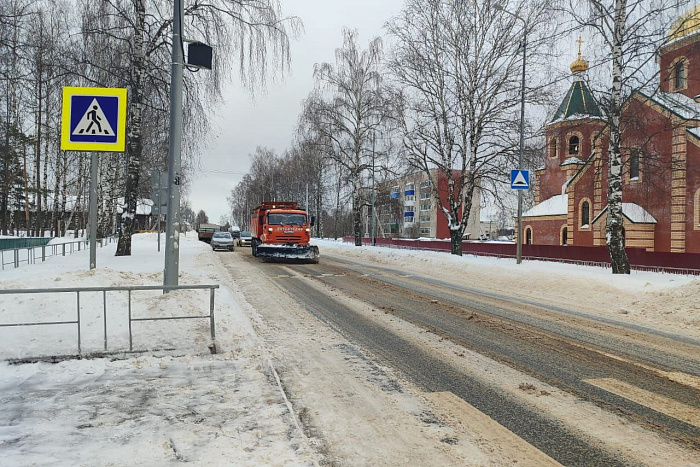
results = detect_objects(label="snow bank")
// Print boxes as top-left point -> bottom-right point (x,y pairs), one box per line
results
0,233 -> 316,466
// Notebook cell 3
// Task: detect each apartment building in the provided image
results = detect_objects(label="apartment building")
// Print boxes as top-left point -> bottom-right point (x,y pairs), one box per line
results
372,169 -> 480,240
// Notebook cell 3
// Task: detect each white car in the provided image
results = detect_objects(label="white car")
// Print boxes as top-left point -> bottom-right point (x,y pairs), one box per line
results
211,232 -> 235,251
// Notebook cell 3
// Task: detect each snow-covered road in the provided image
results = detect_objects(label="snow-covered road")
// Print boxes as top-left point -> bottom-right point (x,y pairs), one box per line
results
0,233 -> 698,466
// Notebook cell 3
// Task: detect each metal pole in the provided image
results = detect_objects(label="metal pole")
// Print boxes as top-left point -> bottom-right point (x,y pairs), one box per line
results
76,291 -> 81,353
89,152 -> 98,269
516,29 -> 527,265
371,132 -> 376,246
103,290 -> 107,351
164,0 -> 184,289
128,289 -> 133,351
209,287 -> 216,342
156,170 -> 161,252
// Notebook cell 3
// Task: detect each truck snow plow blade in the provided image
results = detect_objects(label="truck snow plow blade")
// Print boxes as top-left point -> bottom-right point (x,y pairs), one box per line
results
255,244 -> 319,262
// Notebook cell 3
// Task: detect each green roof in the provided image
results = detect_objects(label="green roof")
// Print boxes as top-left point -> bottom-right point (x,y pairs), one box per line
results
551,79 -> 602,122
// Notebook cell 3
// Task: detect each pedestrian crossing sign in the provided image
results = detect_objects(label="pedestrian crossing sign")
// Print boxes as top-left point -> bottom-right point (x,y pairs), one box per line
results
510,169 -> 530,189
61,87 -> 127,152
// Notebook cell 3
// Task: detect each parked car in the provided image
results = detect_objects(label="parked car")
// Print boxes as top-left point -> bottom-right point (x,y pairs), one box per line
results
238,230 -> 252,247
211,232 -> 235,251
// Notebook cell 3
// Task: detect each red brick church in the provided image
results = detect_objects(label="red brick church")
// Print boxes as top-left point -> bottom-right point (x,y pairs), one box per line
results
523,9 -> 700,254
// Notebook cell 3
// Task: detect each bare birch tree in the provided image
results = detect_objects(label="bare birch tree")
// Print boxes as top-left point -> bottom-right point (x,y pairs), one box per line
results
565,0 -> 689,273
71,0 -> 301,255
306,29 -> 396,246
387,0 -> 555,255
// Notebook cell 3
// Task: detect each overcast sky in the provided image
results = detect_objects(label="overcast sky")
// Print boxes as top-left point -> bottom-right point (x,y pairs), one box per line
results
187,0 -> 406,224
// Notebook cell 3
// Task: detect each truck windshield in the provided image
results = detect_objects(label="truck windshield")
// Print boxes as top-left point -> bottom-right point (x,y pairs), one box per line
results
268,213 -> 306,226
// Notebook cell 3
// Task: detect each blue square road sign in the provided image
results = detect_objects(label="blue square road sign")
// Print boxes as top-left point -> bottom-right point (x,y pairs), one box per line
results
510,170 -> 530,190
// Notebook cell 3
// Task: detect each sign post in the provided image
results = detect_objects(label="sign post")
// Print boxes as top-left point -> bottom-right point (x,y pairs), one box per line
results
151,171 -> 168,252
61,86 -> 127,269
511,169 -> 530,265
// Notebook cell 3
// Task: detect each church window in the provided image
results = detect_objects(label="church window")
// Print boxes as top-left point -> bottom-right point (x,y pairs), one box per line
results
581,200 -> 590,227
694,188 -> 700,229
561,226 -> 568,246
549,138 -> 558,158
630,150 -> 640,180
674,60 -> 686,90
525,227 -> 532,245
568,135 -> 580,155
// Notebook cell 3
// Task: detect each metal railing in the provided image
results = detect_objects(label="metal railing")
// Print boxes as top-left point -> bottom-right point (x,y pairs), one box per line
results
0,236 -> 117,270
0,284 -> 219,357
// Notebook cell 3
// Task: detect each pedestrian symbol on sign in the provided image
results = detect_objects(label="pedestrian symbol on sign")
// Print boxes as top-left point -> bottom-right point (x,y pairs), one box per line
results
61,87 -> 126,152
72,99 -> 115,136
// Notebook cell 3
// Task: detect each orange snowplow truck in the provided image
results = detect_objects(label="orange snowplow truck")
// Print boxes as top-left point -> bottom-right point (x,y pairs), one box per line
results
250,202 -> 319,262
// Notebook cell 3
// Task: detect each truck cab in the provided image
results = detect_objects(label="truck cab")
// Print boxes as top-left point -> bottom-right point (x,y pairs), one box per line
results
250,202 -> 318,261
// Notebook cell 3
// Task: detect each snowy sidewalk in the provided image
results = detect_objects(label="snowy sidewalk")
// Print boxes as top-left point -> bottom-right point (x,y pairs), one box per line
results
0,233 -> 317,466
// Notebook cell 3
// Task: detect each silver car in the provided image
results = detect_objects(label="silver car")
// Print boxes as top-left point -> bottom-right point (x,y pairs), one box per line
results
211,232 -> 235,251
238,230 -> 252,247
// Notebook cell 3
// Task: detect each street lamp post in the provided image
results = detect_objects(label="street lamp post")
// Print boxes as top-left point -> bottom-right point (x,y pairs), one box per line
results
163,0 -> 184,288
496,5 -> 527,264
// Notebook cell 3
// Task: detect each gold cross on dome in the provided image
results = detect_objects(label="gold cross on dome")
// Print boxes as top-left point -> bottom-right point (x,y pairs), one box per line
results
576,36 -> 584,58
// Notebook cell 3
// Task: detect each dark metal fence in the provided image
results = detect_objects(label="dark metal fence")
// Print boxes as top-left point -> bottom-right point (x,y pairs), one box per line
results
0,284 -> 219,358
0,236 -> 117,270
344,237 -> 700,275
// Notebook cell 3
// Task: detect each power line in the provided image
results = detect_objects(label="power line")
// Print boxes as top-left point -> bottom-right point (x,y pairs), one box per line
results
196,169 -> 247,176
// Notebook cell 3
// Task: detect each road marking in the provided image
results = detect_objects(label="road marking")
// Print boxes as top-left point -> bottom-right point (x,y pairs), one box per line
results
584,378 -> 700,428
557,339 -> 700,392
425,391 -> 562,466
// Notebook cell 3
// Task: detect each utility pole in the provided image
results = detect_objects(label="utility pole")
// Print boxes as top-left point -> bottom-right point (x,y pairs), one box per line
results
495,4 -> 527,265
156,170 -> 161,252
516,31 -> 526,264
371,132 -> 376,246
163,0 -> 184,288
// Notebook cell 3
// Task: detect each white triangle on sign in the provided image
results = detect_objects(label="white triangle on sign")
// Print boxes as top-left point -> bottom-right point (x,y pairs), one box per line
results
72,98 -> 115,136
512,171 -> 528,186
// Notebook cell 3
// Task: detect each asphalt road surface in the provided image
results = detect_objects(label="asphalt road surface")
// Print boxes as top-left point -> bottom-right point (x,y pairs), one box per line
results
219,246 -> 700,466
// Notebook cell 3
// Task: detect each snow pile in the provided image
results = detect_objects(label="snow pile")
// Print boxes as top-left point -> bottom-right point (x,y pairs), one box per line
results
0,233 -> 317,466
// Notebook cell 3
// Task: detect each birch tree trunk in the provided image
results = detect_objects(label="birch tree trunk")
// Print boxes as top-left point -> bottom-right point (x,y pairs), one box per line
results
605,0 -> 631,274
116,0 -> 145,256
352,172 -> 362,246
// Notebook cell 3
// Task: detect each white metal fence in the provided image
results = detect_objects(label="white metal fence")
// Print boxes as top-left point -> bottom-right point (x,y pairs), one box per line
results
0,284 -> 219,359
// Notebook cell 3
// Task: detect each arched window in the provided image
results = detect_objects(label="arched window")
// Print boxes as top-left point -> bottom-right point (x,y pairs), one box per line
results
695,188 -> 700,229
569,135 -> 580,155
525,227 -> 532,245
675,61 -> 686,90
581,201 -> 590,226
630,150 -> 640,180
561,226 -> 568,246
549,138 -> 558,158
